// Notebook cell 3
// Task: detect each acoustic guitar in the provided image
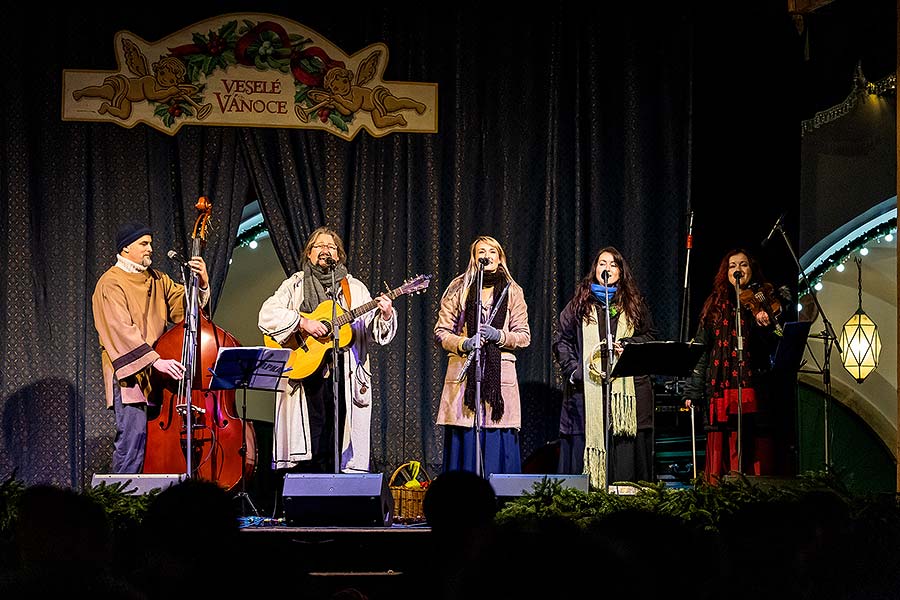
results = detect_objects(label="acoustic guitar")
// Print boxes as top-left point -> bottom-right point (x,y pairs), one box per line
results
264,273 -> 432,380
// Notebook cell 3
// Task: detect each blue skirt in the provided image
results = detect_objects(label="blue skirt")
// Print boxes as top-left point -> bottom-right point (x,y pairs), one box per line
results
442,426 -> 521,475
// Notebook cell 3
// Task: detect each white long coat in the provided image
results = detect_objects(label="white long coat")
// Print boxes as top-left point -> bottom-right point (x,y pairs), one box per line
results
258,271 -> 397,472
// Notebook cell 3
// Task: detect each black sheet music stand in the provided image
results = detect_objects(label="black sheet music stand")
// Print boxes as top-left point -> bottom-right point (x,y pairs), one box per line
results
209,346 -> 291,517
774,321 -> 813,373
610,341 -> 706,481
770,321 -> 813,476
610,341 -> 705,379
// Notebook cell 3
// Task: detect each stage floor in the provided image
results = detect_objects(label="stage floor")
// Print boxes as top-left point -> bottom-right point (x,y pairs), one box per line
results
236,523 -> 433,599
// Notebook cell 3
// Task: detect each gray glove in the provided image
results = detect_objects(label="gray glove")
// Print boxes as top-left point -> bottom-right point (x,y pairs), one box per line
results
461,336 -> 477,353
480,324 -> 501,343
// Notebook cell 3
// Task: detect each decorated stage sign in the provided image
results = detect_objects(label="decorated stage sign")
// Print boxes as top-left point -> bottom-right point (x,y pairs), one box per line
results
62,14 -> 437,139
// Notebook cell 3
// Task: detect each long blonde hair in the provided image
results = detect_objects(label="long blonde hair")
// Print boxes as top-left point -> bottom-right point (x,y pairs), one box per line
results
452,236 -> 515,309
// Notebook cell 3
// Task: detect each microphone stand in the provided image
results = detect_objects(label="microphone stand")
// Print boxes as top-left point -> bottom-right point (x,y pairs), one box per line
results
236,368 -> 259,516
732,272 -> 744,476
601,272 -> 615,486
471,262 -> 487,478
679,210 -> 694,344
679,211 -> 696,479
770,221 -> 840,471
176,252 -> 199,481
328,259 -> 341,474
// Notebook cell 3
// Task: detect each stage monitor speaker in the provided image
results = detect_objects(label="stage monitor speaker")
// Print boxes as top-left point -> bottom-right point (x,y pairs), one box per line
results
282,473 -> 392,527
488,473 -> 589,498
90,473 -> 184,495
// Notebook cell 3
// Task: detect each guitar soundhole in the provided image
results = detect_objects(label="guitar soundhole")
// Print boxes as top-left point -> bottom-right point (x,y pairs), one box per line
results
321,321 -> 333,337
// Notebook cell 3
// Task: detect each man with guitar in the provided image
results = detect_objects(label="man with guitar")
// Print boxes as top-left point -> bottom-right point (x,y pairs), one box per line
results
258,226 -> 397,474
91,221 -> 210,474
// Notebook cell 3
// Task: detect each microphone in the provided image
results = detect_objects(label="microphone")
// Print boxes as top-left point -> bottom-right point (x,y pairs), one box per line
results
478,257 -> 491,266
167,250 -> 189,264
600,270 -> 610,283
733,271 -> 743,281
323,256 -> 336,266
762,213 -> 785,247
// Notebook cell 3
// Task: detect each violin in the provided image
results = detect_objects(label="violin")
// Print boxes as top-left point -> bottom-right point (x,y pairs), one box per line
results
739,282 -> 783,335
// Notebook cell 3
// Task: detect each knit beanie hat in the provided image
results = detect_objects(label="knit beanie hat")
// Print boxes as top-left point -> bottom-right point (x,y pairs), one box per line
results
116,222 -> 151,252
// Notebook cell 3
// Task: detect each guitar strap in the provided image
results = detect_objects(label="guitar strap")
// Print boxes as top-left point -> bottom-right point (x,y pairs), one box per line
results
340,277 -> 352,308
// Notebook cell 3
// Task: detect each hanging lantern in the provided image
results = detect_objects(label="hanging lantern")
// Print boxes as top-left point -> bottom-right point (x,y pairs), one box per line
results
839,257 -> 881,383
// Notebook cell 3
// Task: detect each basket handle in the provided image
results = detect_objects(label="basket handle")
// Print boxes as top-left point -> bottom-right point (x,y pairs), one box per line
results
389,460 -> 430,487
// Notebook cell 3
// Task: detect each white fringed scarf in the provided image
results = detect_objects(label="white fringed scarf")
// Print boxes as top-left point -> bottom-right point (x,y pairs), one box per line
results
582,309 -> 637,490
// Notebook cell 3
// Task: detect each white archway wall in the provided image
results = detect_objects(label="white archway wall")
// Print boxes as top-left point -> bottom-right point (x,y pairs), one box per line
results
214,234 -> 285,422
799,373 -> 896,458
801,240 -> 897,456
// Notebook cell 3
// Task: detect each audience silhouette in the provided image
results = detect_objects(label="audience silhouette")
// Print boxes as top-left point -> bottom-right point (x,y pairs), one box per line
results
127,478 -> 255,598
2,475 -> 899,600
422,469 -> 499,600
0,483 -> 142,598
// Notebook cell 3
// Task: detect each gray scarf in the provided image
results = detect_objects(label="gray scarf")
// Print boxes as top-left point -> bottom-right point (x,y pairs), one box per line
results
301,261 -> 349,312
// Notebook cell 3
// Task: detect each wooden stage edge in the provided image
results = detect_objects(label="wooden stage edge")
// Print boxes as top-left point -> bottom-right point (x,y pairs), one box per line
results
236,522 -> 433,564
235,522 -> 434,598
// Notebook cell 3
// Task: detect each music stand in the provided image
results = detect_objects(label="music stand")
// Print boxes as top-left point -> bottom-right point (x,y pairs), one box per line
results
774,321 -> 813,373
772,321 -> 812,475
610,341 -> 706,481
209,346 -> 291,517
610,341 -> 705,379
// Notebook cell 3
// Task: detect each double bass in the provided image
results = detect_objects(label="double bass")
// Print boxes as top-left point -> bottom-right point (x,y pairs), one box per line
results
143,197 -> 255,491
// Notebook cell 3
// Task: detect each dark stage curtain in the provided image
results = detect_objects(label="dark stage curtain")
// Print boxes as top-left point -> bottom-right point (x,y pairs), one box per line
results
0,6 -> 695,486
0,16 -> 250,488
232,11 -> 693,473
240,128 -> 333,272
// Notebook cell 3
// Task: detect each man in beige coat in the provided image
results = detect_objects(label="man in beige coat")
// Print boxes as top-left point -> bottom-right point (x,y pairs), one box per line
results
92,221 -> 209,473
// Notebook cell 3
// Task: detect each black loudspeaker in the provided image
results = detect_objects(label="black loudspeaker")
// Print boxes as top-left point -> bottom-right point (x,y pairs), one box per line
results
487,473 -> 589,498
282,473 -> 393,527
90,473 -> 185,495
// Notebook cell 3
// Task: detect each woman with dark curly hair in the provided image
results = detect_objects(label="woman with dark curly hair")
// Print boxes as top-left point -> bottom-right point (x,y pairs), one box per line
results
552,246 -> 656,488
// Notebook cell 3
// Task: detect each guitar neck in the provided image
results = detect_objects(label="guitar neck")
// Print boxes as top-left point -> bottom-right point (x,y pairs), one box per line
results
334,286 -> 404,327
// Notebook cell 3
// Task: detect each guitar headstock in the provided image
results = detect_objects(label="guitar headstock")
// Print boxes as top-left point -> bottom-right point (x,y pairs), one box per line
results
399,274 -> 433,295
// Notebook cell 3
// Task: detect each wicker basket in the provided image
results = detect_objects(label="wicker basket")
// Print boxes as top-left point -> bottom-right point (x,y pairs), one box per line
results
389,461 -> 431,521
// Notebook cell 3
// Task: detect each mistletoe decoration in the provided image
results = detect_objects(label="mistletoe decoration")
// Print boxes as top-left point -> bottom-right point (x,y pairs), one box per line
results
156,19 -> 351,131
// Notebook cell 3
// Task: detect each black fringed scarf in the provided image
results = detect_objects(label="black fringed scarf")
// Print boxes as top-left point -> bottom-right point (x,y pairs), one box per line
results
463,270 -> 509,422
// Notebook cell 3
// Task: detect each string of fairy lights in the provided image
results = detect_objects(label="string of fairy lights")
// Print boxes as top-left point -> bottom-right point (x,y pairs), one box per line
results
236,221 -> 267,249
236,216 -> 897,298
799,218 -> 897,300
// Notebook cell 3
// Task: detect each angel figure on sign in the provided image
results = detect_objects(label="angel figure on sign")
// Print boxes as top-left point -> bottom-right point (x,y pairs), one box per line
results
73,38 -> 210,120
299,50 -> 426,128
